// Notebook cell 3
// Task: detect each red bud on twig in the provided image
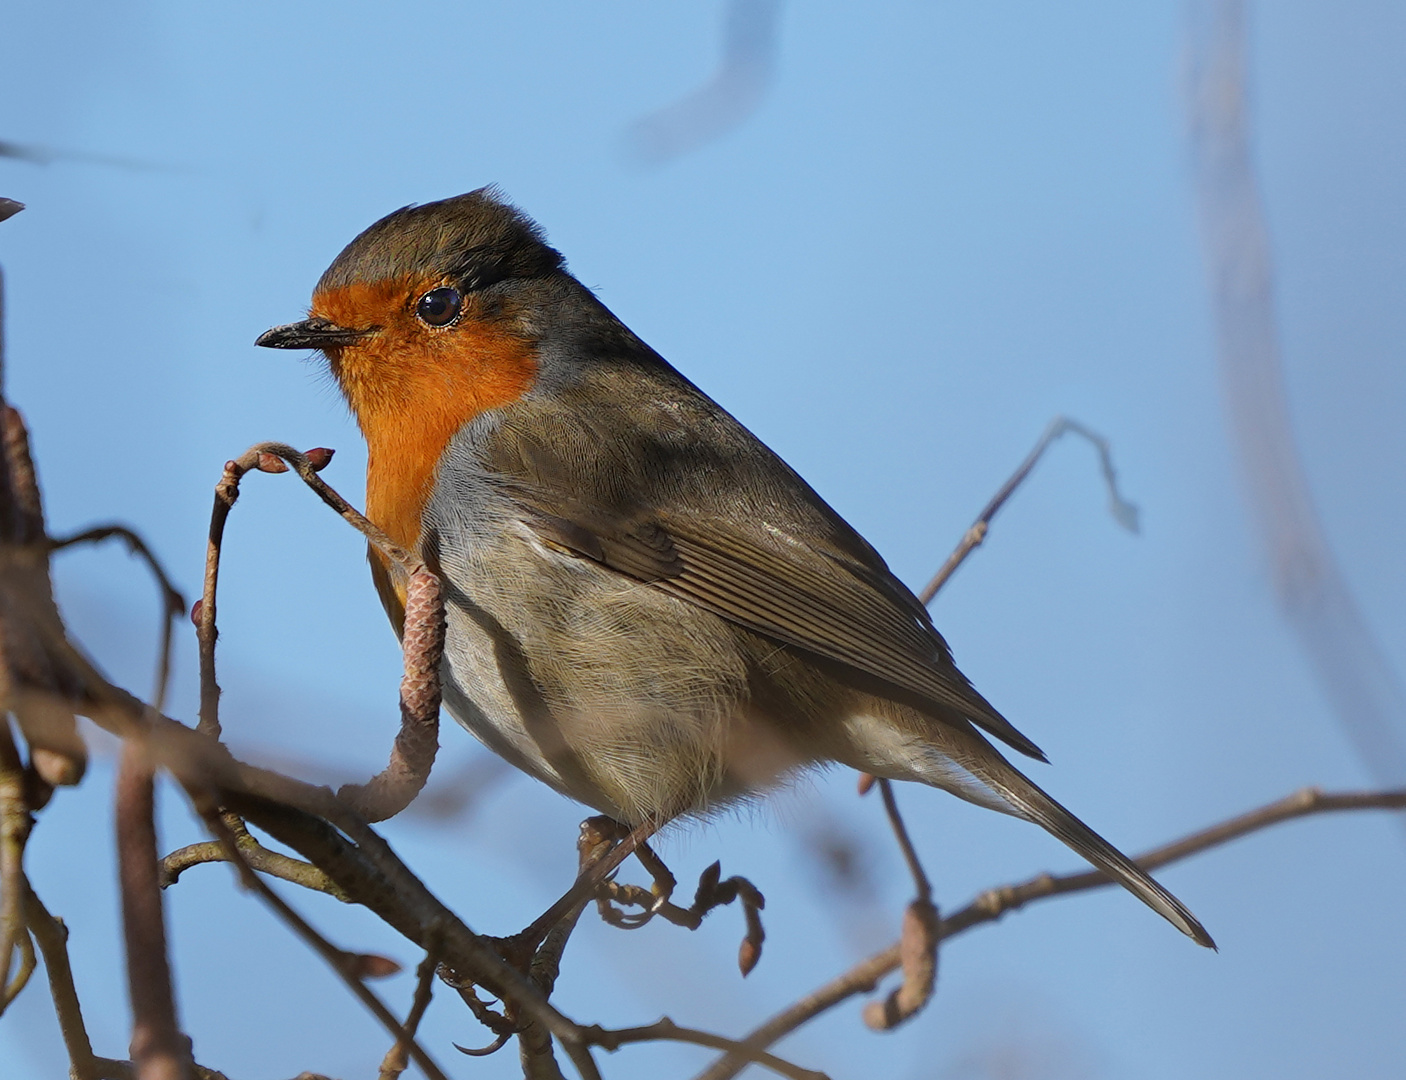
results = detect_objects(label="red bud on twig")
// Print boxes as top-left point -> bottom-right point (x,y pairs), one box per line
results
738,938 -> 761,977
255,452 -> 289,474
345,952 -> 402,979
304,447 -> 335,472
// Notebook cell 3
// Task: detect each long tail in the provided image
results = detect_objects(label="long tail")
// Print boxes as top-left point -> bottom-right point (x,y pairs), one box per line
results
945,734 -> 1216,948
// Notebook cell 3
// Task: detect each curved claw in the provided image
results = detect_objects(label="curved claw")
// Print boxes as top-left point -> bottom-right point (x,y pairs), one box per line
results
454,1031 -> 512,1057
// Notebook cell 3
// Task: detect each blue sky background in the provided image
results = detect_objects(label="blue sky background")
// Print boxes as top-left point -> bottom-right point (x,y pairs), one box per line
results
2,2 -> 1404,1078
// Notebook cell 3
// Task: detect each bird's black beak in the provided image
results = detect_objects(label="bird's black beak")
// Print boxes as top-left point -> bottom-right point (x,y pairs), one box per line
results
255,317 -> 371,350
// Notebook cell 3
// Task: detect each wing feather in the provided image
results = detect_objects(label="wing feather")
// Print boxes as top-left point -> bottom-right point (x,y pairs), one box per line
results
511,485 -> 1045,760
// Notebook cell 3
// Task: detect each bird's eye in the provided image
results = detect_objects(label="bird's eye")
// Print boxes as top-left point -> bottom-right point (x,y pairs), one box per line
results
415,287 -> 463,327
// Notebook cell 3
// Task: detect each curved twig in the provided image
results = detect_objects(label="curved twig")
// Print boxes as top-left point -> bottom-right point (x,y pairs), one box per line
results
695,785 -> 1406,1080
49,525 -> 186,711
196,443 -> 443,820
918,415 -> 1139,605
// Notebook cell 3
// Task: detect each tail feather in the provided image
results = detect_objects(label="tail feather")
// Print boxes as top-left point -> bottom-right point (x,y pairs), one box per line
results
952,741 -> 1216,949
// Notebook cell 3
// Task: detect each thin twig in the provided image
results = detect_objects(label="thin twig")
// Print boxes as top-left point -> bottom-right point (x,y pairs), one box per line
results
0,718 -> 30,1013
23,881 -> 100,1079
378,939 -> 440,1080
512,818 -> 661,957
116,741 -> 191,1080
49,525 -> 186,712
196,457 -> 246,739
159,838 -> 346,899
3,646 -> 592,1079
694,785 -> 1406,1080
876,780 -> 929,901
917,416 -> 1139,605
862,780 -> 940,1031
198,810 -> 452,1080
198,444 -> 442,820
336,568 -> 444,822
589,1017 -> 827,1080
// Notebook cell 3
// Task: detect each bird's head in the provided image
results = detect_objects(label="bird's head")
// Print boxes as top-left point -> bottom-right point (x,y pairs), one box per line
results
257,187 -> 564,420
256,188 -> 566,551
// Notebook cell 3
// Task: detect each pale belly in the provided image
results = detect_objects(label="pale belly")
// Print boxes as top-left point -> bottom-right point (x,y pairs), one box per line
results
432,522 -> 816,824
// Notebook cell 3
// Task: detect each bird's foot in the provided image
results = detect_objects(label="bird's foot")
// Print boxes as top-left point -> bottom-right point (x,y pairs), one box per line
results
595,855 -> 767,976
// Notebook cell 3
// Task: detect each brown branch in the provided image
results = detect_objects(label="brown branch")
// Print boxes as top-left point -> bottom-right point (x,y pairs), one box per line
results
512,818 -> 662,957
49,525 -> 186,711
198,444 -> 442,819
0,406 -> 87,788
337,567 -> 444,822
917,416 -> 1138,605
6,516 -> 572,1080
115,741 -> 191,1080
159,836 -> 346,900
29,885 -> 221,1080
23,881 -> 101,1079
695,785 -> 1406,1080
588,1017 -> 827,1080
377,941 -> 440,1080
196,454 -> 255,739
0,717 -> 30,1012
876,780 -> 929,901
859,780 -> 939,1031
198,811 -> 451,1080
210,782 -> 598,1076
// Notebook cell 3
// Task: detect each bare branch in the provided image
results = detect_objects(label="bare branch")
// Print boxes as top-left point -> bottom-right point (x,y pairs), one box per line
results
589,1016 -> 828,1080
160,835 -> 346,900
197,811 -> 451,1080
917,416 -> 1138,605
513,819 -> 618,1080
49,525 -> 186,711
24,881 -> 100,1078
198,444 -> 443,819
858,781 -> 939,1031
337,568 -> 445,822
115,741 -> 191,1080
695,785 -> 1406,1080
875,780 -> 930,902
0,917 -> 34,1013
0,717 -> 29,1012
377,942 -> 439,1080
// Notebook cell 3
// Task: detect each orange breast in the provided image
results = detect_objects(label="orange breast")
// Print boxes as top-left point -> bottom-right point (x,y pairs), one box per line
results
313,279 -> 537,561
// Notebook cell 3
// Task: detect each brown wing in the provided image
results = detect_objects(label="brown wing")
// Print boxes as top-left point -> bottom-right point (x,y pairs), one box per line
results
515,490 -> 1046,762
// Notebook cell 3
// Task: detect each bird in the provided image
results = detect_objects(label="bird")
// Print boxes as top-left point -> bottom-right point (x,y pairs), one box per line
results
256,188 -> 1214,948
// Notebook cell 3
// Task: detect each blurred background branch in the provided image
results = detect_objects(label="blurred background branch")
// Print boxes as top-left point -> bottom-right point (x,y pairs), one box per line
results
1187,0 -> 1406,788
625,0 -> 784,165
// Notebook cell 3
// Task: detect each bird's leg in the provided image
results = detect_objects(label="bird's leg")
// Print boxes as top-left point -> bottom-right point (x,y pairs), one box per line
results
447,816 -> 623,1053
505,816 -> 659,957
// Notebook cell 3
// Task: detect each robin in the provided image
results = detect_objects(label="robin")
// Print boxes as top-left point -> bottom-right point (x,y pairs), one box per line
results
257,188 -> 1213,948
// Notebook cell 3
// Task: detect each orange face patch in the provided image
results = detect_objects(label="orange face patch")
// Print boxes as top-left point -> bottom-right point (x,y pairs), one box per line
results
312,276 -> 537,558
